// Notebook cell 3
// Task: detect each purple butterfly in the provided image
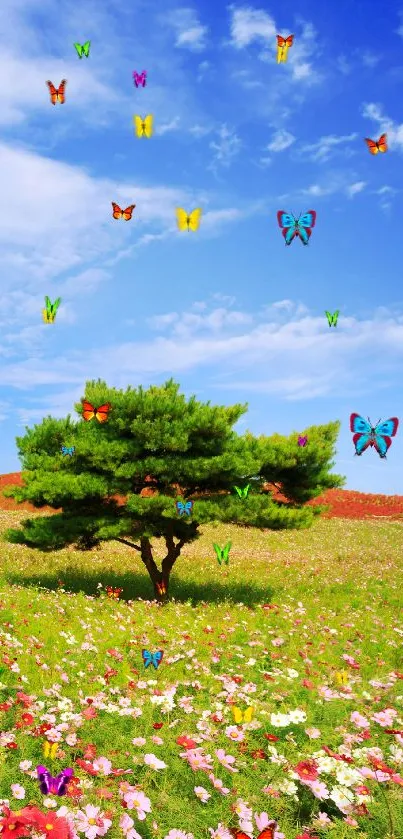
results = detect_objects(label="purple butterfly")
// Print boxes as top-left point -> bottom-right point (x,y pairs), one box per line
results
298,435 -> 308,447
36,765 -> 73,795
133,70 -> 147,88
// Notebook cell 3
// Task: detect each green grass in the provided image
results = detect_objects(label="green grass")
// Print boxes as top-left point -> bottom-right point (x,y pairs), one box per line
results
0,512 -> 402,839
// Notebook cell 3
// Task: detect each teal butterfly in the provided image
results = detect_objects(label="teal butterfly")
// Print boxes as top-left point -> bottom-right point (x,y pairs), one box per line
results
234,485 -> 250,498
213,541 -> 231,565
74,41 -> 91,58
176,500 -> 193,516
325,310 -> 339,327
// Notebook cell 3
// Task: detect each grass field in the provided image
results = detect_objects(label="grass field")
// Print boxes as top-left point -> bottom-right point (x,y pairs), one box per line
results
0,483 -> 402,839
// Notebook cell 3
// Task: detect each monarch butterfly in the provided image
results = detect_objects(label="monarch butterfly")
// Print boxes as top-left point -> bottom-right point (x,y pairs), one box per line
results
176,207 -> 202,232
46,80 -> 67,105
233,827 -> 276,839
213,541 -> 231,565
106,586 -> 122,599
234,485 -> 250,498
81,401 -> 112,423
232,706 -> 254,724
43,741 -> 58,760
133,114 -> 153,138
74,41 -> 91,58
276,34 -> 294,63
364,133 -> 388,155
111,202 -> 136,220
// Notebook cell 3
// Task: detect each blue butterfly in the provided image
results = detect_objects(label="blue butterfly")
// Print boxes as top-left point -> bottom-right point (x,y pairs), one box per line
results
61,446 -> 75,457
176,500 -> 193,516
277,210 -> 316,245
142,649 -> 163,669
350,413 -> 399,459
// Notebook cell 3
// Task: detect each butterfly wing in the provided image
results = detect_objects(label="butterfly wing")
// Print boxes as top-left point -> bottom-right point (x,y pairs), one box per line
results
51,297 -> 61,315
55,80 -> 66,104
184,500 -> 193,515
285,35 -> 294,47
81,400 -> 96,422
377,133 -> 388,153
46,81 -> 58,104
365,137 -> 379,155
142,649 -> 152,667
223,541 -> 231,564
243,706 -> 254,723
213,543 -> 223,564
134,115 -> 143,137
82,41 -> 91,57
242,484 -> 251,497
74,43 -> 83,58
37,766 -> 52,794
374,417 -> 399,438
276,35 -> 286,63
255,828 -> 276,839
176,208 -> 189,231
143,114 -> 153,137
188,208 -> 202,231
112,202 -> 123,219
277,211 -> 297,245
140,71 -> 147,86
234,486 -> 242,498
176,501 -> 185,515
350,413 -> 372,435
53,769 -> 73,795
151,651 -> 163,669
94,403 -> 111,423
297,210 -> 316,245
122,205 -> 136,220
232,706 -> 243,724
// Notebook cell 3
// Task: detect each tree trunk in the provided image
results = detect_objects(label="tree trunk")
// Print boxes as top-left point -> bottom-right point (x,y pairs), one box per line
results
116,531 -> 186,604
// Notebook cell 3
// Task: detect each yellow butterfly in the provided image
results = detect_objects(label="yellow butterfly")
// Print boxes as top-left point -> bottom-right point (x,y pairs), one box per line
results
176,207 -> 202,232
335,670 -> 349,686
43,741 -> 58,759
133,114 -> 153,138
232,706 -> 254,724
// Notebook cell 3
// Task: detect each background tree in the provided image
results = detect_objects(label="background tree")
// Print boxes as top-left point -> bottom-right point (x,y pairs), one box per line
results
3,379 -> 344,601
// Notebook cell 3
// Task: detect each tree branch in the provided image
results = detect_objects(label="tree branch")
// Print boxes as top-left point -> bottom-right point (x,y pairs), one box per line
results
115,537 -> 141,552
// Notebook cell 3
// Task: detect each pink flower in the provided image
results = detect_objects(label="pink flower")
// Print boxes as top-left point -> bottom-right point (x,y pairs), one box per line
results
372,708 -> 397,727
194,786 -> 211,803
93,758 -> 112,776
215,749 -> 238,772
225,726 -> 245,742
75,804 -> 112,839
350,712 -> 369,729
207,774 -> 230,795
10,785 -> 25,800
208,825 -> 233,839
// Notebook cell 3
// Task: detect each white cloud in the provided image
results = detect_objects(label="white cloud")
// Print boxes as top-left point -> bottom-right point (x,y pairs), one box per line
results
228,5 -> 276,47
346,181 -> 366,198
266,129 -> 295,153
155,117 -> 181,135
336,55 -> 351,75
361,52 -> 380,68
361,102 -> 403,151
166,7 -> 208,51
209,124 -> 242,169
299,133 -> 358,162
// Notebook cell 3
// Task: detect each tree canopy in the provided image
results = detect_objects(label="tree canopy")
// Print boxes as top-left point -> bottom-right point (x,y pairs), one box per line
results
3,379 -> 344,600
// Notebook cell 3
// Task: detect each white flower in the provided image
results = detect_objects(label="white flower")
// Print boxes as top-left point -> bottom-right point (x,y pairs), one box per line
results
144,753 -> 167,770
288,709 -> 307,723
194,786 -> 211,802
270,713 -> 290,727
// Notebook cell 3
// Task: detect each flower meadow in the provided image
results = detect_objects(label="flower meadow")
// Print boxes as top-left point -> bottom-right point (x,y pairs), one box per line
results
0,501 -> 402,839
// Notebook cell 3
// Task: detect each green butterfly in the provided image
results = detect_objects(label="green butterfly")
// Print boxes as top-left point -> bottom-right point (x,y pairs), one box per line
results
325,310 -> 339,327
42,296 -> 61,324
74,41 -> 91,59
234,484 -> 250,498
213,541 -> 231,565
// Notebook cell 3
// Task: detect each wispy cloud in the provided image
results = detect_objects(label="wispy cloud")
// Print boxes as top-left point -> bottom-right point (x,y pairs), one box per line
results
209,124 -> 242,169
227,5 -> 276,48
165,7 -> 208,51
266,129 -> 296,153
346,181 -> 366,198
299,133 -> 358,162
155,117 -> 181,136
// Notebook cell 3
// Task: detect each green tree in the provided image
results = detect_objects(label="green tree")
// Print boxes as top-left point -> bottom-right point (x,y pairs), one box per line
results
3,379 -> 344,601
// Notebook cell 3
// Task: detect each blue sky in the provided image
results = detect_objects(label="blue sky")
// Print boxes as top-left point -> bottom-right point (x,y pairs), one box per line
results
0,0 -> 402,494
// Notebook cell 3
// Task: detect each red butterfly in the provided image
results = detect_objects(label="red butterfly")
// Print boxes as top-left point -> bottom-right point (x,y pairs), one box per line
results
232,828 -> 276,839
46,80 -> 67,105
112,202 -> 136,220
81,401 -> 111,423
106,586 -> 122,599
364,133 -> 388,155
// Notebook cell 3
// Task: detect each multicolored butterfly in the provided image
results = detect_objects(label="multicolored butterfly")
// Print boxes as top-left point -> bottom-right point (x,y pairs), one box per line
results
36,766 -> 73,796
106,586 -> 123,599
364,133 -> 388,155
46,80 -> 67,105
213,541 -> 231,566
298,436 -> 307,447
156,581 -> 167,596
176,208 -> 202,232
81,401 -> 112,423
61,446 -> 75,457
142,649 -> 163,669
232,706 -> 254,724
234,485 -> 250,498
74,41 -> 90,58
176,500 -> 193,516
42,741 -> 58,760
133,114 -> 153,137
325,310 -> 339,327
350,413 -> 399,459
112,202 -> 136,220
133,70 -> 147,87
276,34 -> 294,63
277,210 -> 316,245
42,296 -> 61,324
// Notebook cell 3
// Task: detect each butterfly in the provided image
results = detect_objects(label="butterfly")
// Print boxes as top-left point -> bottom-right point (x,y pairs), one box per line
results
335,670 -> 349,686
61,446 -> 75,457
133,114 -> 153,138
42,741 -> 58,760
234,485 -> 250,499
42,296 -> 61,324
74,41 -> 90,58
36,766 -> 73,796
298,436 -> 307,447
156,581 -> 166,596
277,210 -> 316,245
213,541 -> 231,566
350,413 -> 399,458
364,133 -> 388,155
142,649 -> 163,669
231,706 -> 254,724
81,401 -> 112,423
106,586 -> 123,599
176,207 -> 202,232
46,80 -> 67,105
276,34 -> 294,63
112,202 -> 136,220
325,310 -> 339,327
176,500 -> 193,516
133,70 -> 147,87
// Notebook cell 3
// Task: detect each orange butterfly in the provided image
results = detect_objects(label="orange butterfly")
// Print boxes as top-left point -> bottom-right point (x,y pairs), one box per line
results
111,202 -> 136,220
364,133 -> 388,155
46,80 -> 67,105
156,581 -> 166,596
106,586 -> 123,599
233,829 -> 276,839
276,34 -> 294,63
81,401 -> 111,423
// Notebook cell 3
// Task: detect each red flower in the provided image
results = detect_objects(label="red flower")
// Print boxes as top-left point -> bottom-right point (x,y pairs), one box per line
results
250,749 -> 266,759
368,755 -> 394,775
75,758 -> 99,776
83,744 -> 97,759
6,742 -> 18,750
16,692 -> 32,708
0,807 -> 33,839
176,735 -> 197,749
20,712 -> 34,725
264,733 -> 279,742
82,705 -> 98,720
0,702 -> 12,711
294,760 -> 319,782
322,746 -> 353,764
26,807 -> 71,839
302,679 -> 314,689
